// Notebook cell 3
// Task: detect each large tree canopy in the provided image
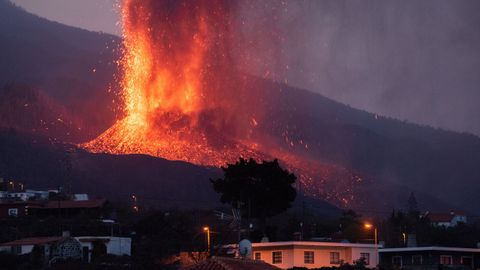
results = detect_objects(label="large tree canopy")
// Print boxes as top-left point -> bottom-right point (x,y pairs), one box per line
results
211,158 -> 297,218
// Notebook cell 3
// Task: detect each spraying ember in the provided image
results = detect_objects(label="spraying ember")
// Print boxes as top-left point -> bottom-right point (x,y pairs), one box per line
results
85,0 -> 262,166
84,0 -> 366,207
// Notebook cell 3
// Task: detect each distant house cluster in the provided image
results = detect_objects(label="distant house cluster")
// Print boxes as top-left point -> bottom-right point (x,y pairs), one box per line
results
0,178 -> 132,266
0,231 -> 131,264
0,178 -> 106,219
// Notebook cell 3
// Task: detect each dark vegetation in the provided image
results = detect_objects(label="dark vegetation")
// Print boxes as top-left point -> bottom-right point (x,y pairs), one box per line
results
0,0 -> 121,141
288,258 -> 370,270
211,158 -> 297,219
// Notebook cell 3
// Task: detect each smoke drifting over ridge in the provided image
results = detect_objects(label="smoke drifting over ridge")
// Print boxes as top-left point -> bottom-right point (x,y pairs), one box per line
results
234,0 -> 480,135
12,0 -> 480,134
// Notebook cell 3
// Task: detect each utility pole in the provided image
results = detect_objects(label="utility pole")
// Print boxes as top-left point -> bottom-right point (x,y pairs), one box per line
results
203,227 -> 211,256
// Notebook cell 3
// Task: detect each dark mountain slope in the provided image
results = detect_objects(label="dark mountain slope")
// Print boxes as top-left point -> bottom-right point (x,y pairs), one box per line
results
0,0 -> 121,140
0,83 -> 84,141
241,77 -> 480,213
0,130 -> 341,217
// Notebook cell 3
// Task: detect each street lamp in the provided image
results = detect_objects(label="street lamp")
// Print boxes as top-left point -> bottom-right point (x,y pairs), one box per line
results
203,226 -> 211,256
364,223 -> 378,264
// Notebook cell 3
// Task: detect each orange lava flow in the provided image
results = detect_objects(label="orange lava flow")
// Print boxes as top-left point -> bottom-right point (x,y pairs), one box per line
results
83,0 -> 266,166
82,0 -> 365,208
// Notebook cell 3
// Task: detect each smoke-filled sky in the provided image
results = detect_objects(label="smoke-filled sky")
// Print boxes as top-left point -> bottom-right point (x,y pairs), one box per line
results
11,0 -> 480,136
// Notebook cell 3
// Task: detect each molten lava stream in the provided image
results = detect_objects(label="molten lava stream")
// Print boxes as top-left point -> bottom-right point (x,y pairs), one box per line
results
82,0 -> 363,208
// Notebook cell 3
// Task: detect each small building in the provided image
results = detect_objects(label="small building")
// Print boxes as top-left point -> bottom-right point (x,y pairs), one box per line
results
379,246 -> 480,270
426,211 -> 467,227
6,189 -> 49,201
182,256 -> 280,270
0,233 -> 83,264
251,241 -> 379,269
76,236 -> 131,262
0,234 -> 131,263
0,201 -> 42,218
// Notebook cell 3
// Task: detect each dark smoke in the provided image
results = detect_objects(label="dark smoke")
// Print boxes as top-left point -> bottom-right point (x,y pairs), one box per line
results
232,0 -> 480,135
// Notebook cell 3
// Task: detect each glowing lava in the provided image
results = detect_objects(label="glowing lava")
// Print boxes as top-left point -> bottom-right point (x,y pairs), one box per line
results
83,0 -> 366,208
84,0 -> 266,166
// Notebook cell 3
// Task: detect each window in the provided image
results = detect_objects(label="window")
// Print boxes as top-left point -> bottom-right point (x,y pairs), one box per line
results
461,256 -> 473,267
304,251 -> 314,264
392,256 -> 402,267
360,253 -> 370,265
8,208 -> 18,217
330,252 -> 341,264
254,252 -> 261,260
412,255 -> 422,265
272,251 -> 282,264
440,255 -> 452,265
11,245 -> 21,254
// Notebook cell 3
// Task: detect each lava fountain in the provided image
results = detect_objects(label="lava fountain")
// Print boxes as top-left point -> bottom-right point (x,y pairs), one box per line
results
83,0 -> 366,208
84,0 -> 267,166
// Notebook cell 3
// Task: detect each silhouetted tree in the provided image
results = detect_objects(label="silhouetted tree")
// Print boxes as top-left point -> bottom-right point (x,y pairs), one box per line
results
407,192 -> 419,217
211,158 -> 297,219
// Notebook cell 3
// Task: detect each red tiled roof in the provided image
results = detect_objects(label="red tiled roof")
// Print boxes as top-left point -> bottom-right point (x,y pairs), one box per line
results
0,237 -> 62,246
427,211 -> 466,223
77,238 -> 110,243
28,199 -> 106,209
183,257 -> 280,270
0,201 -> 43,206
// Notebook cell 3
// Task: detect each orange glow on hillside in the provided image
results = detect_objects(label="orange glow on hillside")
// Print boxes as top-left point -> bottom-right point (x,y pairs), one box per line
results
82,0 -> 366,208
84,0 -> 265,166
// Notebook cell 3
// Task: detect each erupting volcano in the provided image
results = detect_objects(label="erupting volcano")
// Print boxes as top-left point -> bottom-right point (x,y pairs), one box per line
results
85,0 -> 264,166
84,0 -> 366,207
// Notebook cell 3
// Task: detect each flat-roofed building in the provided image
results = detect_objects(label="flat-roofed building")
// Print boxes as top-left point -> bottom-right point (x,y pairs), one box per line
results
251,241 -> 379,269
379,246 -> 480,270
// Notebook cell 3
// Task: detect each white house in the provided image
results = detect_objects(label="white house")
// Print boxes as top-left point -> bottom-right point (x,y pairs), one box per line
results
6,189 -> 50,201
0,234 -> 131,263
75,236 -> 131,261
251,241 -> 379,269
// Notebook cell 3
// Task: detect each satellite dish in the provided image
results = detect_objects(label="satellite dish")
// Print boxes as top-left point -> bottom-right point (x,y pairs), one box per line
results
238,239 -> 252,258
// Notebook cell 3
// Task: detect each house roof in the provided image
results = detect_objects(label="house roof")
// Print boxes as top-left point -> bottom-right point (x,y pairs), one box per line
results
76,237 -> 110,243
182,257 -> 280,270
0,201 -> 43,207
251,241 -> 379,249
380,247 -> 480,253
0,236 -> 63,246
28,199 -> 106,209
427,211 -> 466,223
428,213 -> 454,223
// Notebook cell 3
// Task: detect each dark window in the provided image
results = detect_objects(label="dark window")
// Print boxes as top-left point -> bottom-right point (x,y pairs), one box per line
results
360,253 -> 370,265
272,251 -> 282,264
304,251 -> 314,264
412,255 -> 422,265
461,256 -> 473,267
440,255 -> 452,265
11,245 -> 21,254
330,252 -> 341,264
392,256 -> 402,267
254,252 -> 261,260
83,246 -> 89,262
8,208 -> 18,217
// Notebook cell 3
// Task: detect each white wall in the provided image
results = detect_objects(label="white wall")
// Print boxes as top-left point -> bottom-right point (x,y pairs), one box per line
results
21,245 -> 34,254
106,237 -> 131,256
253,244 -> 378,269
75,236 -> 131,262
